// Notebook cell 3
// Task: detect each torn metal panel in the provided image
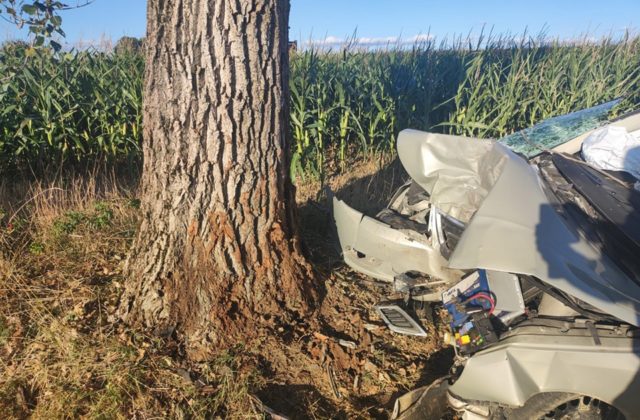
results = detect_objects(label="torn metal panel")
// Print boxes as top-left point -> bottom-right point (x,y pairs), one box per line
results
397,130 -> 507,223
391,377 -> 451,420
445,141 -> 640,326
333,196 -> 462,283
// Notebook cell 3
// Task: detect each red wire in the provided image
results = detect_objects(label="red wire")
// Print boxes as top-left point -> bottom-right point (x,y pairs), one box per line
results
464,292 -> 496,315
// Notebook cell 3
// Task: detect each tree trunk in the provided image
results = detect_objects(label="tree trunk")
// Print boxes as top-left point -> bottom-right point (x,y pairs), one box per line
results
119,0 -> 316,360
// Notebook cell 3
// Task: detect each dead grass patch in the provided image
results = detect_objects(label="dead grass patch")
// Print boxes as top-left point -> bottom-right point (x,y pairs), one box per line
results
0,176 -> 264,418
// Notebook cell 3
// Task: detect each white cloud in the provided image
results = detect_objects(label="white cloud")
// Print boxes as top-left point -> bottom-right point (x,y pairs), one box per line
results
406,34 -> 433,43
310,35 -> 344,46
305,33 -> 433,48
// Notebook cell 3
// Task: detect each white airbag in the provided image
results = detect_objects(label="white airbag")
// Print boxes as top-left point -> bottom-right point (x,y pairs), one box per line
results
581,126 -> 640,180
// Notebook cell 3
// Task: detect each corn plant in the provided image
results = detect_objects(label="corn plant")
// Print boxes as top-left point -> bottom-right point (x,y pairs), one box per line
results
0,43 -> 143,174
1,33 -> 640,181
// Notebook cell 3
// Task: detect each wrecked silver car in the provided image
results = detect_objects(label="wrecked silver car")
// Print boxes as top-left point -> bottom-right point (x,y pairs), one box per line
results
333,101 -> 640,419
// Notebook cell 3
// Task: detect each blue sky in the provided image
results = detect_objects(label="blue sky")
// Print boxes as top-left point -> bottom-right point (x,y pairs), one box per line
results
1,0 -> 638,47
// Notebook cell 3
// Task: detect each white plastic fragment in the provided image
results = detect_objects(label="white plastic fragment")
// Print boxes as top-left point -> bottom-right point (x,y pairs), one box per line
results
338,339 -> 357,349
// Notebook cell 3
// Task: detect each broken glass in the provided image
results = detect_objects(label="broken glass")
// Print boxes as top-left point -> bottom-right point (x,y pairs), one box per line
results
500,98 -> 622,158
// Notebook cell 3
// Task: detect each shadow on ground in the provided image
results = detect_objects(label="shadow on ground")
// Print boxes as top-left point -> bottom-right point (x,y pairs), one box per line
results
258,384 -> 346,419
297,157 -> 408,271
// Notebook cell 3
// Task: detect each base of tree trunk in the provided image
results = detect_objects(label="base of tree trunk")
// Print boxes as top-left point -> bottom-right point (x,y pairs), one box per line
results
119,235 -> 317,361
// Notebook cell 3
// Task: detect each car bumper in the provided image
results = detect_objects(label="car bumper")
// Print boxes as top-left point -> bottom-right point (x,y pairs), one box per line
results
332,196 -> 461,283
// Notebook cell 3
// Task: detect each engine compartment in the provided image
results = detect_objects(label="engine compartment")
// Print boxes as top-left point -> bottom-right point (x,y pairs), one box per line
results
367,176 -> 628,357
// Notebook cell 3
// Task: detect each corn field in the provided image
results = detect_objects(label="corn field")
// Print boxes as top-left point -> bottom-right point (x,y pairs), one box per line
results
0,42 -> 143,174
1,35 -> 639,179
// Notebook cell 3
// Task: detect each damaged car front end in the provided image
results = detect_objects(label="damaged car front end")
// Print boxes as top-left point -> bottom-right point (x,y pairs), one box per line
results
332,102 -> 640,419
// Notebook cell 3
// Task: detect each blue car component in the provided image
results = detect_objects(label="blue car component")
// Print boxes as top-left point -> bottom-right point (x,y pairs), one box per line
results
442,270 -> 493,328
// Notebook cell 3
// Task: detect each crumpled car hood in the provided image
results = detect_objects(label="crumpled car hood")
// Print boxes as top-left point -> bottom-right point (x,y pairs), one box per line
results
397,130 -> 507,224
397,129 -> 640,326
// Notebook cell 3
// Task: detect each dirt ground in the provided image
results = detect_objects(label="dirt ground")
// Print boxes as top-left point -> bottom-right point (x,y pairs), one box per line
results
0,157 -> 454,419
241,156 -> 454,418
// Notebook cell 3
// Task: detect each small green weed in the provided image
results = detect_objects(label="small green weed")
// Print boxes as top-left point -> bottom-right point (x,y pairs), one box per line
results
51,202 -> 114,239
52,211 -> 85,237
128,198 -> 141,209
28,241 -> 44,255
89,201 -> 113,229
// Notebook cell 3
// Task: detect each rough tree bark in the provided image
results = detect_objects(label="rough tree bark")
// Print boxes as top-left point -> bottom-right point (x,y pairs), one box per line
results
119,0 -> 316,360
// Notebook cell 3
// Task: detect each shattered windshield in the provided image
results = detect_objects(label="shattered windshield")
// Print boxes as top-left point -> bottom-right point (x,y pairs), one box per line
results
499,99 -> 621,158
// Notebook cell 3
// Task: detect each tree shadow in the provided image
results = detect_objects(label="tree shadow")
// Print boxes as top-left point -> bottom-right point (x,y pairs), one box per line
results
330,158 -> 408,216
296,158 -> 408,310
536,153 -> 640,320
413,347 -> 455,388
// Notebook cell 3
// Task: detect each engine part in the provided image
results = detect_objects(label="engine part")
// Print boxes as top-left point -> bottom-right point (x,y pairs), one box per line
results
452,311 -> 498,354
537,293 -> 579,317
443,270 -> 525,328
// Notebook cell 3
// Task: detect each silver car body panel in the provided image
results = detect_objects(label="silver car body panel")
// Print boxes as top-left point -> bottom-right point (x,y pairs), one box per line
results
449,328 -> 640,418
333,197 -> 462,283
396,130 -> 506,224
334,126 -> 640,324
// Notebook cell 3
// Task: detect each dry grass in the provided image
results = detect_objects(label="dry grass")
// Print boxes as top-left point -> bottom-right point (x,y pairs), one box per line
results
0,175 -> 265,419
0,160 -> 448,419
